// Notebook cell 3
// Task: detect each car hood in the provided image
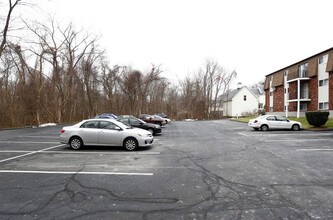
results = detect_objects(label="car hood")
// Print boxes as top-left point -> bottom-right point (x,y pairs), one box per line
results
146,123 -> 160,128
125,127 -> 151,135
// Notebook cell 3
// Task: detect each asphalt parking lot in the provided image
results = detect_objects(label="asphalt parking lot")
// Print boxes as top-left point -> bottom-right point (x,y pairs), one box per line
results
0,120 -> 332,219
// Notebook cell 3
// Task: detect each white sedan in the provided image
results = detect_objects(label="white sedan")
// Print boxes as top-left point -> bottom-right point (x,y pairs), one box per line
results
60,119 -> 154,150
248,115 -> 303,131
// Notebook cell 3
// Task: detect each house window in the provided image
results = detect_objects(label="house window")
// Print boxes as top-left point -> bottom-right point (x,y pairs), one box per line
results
319,79 -> 328,87
243,95 -> 247,101
318,102 -> 329,110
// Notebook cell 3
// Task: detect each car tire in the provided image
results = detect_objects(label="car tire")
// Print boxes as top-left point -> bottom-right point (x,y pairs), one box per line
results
260,124 -> 269,131
292,124 -> 300,131
123,137 -> 138,151
147,128 -> 154,135
70,137 -> 83,150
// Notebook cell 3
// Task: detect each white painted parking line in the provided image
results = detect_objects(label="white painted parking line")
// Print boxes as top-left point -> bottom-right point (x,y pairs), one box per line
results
0,150 -> 160,155
18,136 -> 57,138
296,149 -> 333,151
0,141 -> 59,144
0,170 -> 153,176
0,144 -> 66,163
268,139 -> 332,142
238,132 -> 250,137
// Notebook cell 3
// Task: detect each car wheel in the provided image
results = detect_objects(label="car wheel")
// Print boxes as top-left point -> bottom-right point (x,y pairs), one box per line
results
147,128 -> 154,135
123,137 -> 138,151
292,124 -> 300,131
70,137 -> 83,150
260,124 -> 269,131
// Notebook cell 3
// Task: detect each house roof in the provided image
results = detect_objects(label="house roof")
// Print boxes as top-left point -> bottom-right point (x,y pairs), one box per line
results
222,85 -> 263,102
250,84 -> 264,96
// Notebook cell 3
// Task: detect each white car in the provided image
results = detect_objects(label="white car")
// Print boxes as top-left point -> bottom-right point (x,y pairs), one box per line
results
248,115 -> 303,131
60,119 -> 154,150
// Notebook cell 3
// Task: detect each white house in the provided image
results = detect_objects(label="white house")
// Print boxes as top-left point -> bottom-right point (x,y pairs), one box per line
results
222,84 -> 265,117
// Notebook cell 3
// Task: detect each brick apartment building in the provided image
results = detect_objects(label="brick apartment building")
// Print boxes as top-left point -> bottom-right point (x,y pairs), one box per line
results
264,47 -> 333,118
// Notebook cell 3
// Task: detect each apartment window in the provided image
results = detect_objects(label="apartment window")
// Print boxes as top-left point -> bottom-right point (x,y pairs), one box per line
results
300,103 -> 308,111
319,79 -> 328,87
299,63 -> 308,77
243,95 -> 247,101
318,102 -> 329,110
318,54 -> 328,64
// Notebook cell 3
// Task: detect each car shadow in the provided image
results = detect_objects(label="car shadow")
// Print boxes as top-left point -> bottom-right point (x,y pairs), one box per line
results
62,145 -> 154,152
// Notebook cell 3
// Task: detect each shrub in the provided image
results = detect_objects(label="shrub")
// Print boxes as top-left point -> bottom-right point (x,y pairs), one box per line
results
305,111 -> 330,127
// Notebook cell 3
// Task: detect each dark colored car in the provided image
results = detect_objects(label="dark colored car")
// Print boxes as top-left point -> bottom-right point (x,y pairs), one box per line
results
138,114 -> 164,126
118,117 -> 162,135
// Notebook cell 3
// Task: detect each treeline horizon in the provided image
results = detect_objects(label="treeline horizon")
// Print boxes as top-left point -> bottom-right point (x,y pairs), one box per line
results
0,1 -> 236,128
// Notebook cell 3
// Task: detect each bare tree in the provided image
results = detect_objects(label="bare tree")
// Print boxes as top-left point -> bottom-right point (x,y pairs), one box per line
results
0,0 -> 24,57
201,59 -> 237,119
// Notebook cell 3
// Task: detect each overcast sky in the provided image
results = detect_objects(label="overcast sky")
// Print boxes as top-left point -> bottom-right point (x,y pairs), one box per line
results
27,0 -> 333,87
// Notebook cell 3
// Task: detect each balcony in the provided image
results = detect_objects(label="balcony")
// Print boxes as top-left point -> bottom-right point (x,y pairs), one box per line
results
287,70 -> 310,83
288,90 -> 311,102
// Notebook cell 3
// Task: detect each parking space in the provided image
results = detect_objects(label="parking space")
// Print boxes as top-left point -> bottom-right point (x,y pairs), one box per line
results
0,120 -> 332,219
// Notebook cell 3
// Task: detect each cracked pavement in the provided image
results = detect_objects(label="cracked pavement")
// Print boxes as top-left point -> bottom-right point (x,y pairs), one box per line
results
0,120 -> 332,219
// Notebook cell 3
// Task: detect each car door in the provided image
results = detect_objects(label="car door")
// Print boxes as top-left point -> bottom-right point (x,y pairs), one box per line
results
79,120 -> 100,145
265,116 -> 278,129
98,121 -> 123,146
275,116 -> 291,129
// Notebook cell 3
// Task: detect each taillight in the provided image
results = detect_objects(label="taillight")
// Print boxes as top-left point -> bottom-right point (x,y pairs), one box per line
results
60,129 -> 65,133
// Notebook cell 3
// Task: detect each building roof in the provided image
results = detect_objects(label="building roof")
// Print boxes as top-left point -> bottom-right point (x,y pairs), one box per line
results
265,47 -> 333,77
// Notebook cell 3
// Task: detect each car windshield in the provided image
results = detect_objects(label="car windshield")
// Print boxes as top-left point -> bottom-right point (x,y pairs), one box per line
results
137,118 -> 146,124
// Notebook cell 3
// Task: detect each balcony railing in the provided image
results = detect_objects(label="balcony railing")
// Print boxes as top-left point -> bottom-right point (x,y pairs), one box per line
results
289,70 -> 308,79
300,91 -> 309,99
288,90 -> 309,100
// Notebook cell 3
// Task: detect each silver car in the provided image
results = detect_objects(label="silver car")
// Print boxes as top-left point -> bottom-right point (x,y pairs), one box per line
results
248,115 -> 303,131
60,119 -> 154,150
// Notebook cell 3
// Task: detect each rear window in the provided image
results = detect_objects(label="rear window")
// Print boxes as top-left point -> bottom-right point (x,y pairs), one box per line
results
80,121 -> 99,128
